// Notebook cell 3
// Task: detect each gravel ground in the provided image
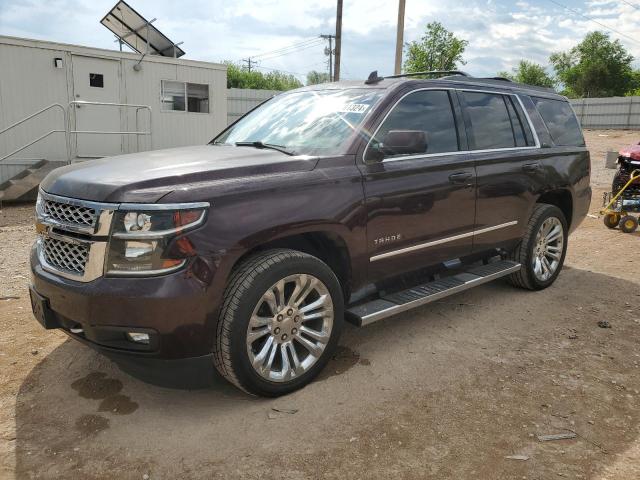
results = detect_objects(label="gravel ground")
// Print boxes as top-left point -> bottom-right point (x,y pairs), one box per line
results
1,130 -> 639,479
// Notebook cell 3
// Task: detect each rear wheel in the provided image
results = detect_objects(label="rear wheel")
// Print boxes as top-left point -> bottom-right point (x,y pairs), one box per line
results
620,215 -> 638,233
213,249 -> 343,396
508,204 -> 568,290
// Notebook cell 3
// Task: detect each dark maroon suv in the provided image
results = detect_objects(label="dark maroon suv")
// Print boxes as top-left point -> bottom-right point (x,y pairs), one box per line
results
30,71 -> 591,396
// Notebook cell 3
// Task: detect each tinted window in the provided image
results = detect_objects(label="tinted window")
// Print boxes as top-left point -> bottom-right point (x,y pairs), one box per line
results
509,96 -> 536,146
462,92 -> 515,150
532,97 -> 584,146
505,97 -> 527,147
372,90 -> 459,157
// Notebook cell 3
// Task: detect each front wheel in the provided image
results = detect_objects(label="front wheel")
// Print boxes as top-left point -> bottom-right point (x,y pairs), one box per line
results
213,249 -> 344,396
603,213 -> 620,229
508,204 -> 568,290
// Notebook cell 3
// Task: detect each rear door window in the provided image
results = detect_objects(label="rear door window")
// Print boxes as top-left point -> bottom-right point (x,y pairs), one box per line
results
532,97 -> 585,147
371,89 -> 460,158
461,92 -> 517,150
505,96 -> 536,147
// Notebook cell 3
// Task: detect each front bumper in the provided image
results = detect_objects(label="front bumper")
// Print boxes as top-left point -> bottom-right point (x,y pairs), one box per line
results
30,246 -> 215,359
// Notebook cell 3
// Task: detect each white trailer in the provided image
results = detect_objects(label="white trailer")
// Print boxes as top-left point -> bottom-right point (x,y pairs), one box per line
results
0,35 -> 227,200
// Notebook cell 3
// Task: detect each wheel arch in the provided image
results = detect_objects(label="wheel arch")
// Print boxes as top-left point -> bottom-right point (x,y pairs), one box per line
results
230,230 -> 353,300
537,189 -> 573,228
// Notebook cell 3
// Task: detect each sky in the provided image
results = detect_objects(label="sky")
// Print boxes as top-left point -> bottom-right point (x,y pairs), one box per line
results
1,0 -> 640,82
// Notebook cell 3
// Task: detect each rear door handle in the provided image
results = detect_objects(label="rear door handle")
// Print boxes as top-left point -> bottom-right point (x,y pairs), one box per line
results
449,172 -> 473,184
522,163 -> 542,173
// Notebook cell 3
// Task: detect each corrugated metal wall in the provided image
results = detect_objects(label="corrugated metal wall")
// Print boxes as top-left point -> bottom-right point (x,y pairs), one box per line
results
227,88 -> 280,125
570,97 -> 640,130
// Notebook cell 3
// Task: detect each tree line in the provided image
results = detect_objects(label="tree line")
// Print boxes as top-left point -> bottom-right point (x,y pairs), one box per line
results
405,22 -> 640,98
224,22 -> 640,97
224,60 -> 330,90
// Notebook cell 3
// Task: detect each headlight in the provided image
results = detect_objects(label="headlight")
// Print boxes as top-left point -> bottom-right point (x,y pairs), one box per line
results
106,203 -> 208,275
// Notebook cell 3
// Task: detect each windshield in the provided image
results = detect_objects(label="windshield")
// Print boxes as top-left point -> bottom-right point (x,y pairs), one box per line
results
213,89 -> 383,156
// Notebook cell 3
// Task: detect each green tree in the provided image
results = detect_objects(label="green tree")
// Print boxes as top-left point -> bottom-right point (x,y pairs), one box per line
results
549,31 -> 634,97
625,70 -> 640,96
306,70 -> 330,85
224,61 -> 302,90
403,22 -> 468,73
497,60 -> 555,88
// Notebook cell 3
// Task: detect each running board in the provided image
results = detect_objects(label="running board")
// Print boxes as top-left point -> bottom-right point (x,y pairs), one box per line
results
346,260 -> 521,327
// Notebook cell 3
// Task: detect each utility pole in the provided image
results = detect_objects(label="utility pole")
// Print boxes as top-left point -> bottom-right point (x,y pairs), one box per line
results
242,57 -> 256,72
334,0 -> 343,81
394,0 -> 406,75
320,34 -> 336,81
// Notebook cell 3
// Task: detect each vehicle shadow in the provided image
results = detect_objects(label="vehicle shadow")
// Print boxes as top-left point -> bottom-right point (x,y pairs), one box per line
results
11,266 -> 640,479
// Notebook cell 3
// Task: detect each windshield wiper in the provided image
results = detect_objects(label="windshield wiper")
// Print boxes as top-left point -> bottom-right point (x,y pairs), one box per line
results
235,141 -> 295,156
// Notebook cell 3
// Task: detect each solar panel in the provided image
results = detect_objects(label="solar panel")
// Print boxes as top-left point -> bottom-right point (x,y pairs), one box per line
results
100,1 -> 185,58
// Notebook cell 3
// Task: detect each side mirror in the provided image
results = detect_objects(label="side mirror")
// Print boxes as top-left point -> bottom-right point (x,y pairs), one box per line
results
381,130 -> 427,156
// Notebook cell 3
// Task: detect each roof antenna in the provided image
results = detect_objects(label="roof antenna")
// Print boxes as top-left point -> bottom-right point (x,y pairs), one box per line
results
365,70 -> 384,85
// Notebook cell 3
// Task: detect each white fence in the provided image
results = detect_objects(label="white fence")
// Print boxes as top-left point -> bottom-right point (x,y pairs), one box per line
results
570,97 -> 640,130
227,88 -> 281,125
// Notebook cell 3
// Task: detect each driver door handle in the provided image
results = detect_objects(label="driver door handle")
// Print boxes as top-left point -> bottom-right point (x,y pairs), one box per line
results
522,162 -> 542,173
449,172 -> 473,184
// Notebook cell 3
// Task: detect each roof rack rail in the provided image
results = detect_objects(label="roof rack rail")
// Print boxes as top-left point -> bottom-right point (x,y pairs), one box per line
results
364,70 -> 471,85
484,76 -> 514,82
385,70 -> 471,79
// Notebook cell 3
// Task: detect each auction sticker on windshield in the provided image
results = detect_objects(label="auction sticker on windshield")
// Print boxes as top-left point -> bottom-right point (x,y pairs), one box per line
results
339,103 -> 370,113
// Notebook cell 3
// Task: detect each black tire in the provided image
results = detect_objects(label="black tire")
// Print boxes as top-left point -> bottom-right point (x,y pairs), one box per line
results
213,249 -> 344,396
603,213 -> 620,229
507,203 -> 568,291
620,215 -> 638,233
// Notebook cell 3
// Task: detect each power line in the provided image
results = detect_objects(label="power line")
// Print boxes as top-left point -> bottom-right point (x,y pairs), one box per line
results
254,64 -> 307,77
546,0 -> 640,46
256,40 -> 324,62
236,38 -> 323,72
619,0 -> 640,11
251,38 -> 323,59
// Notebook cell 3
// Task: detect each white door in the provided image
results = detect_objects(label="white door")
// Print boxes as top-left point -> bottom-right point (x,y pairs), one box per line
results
72,55 -> 122,158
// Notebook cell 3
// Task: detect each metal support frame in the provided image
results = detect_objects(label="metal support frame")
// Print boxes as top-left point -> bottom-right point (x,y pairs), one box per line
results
0,101 -> 152,165
0,104 -> 69,163
68,100 -> 152,160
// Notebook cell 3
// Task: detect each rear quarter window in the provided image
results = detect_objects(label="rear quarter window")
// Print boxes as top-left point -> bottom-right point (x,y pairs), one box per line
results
532,97 -> 585,147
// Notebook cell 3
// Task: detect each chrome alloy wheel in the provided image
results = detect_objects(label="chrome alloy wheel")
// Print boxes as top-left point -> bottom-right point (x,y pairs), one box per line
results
532,216 -> 564,282
246,274 -> 334,382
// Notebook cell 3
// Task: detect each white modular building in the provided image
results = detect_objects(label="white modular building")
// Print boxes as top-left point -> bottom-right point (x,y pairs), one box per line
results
0,35 -> 228,200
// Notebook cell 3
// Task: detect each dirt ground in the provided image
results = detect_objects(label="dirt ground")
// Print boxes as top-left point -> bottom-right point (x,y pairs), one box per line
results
1,130 -> 639,480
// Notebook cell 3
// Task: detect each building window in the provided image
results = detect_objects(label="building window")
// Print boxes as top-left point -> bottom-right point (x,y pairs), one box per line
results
89,73 -> 104,88
161,81 -> 186,111
161,80 -> 209,113
187,83 -> 209,113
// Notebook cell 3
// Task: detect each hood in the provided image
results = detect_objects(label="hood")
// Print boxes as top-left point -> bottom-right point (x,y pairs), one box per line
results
40,145 -> 318,203
619,143 -> 640,162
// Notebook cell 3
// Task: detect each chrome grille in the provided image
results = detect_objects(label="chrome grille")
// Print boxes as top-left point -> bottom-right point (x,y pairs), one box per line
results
42,237 -> 89,276
43,199 -> 96,228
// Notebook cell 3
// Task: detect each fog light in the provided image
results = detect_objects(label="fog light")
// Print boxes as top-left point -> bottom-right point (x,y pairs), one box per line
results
124,240 -> 155,259
126,332 -> 150,344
